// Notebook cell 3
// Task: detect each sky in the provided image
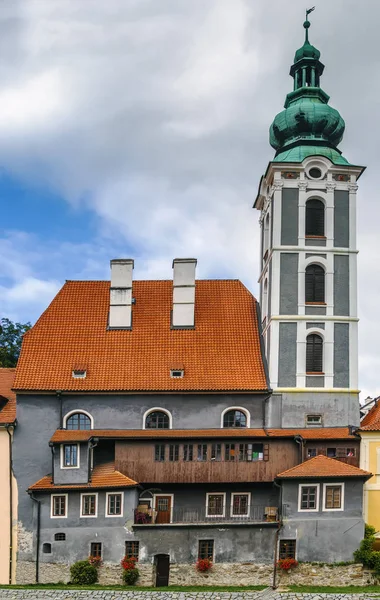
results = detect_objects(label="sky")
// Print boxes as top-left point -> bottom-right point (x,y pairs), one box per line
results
0,0 -> 379,400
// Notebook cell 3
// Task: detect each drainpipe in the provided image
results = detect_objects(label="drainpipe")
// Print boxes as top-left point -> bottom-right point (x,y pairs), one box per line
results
294,435 -> 304,463
28,492 -> 41,583
272,479 -> 283,590
88,439 -> 98,482
56,391 -> 62,428
6,425 -> 14,584
49,443 -> 55,484
261,393 -> 272,430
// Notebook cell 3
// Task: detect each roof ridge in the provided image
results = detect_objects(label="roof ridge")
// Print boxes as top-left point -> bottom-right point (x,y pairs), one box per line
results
276,454 -> 371,478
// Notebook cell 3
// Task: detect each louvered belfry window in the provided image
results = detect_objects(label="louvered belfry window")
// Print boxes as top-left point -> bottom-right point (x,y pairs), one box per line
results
305,264 -> 325,303
306,334 -> 323,373
306,199 -> 324,236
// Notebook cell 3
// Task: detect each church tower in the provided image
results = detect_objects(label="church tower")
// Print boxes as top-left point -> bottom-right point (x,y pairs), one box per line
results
254,11 -> 365,428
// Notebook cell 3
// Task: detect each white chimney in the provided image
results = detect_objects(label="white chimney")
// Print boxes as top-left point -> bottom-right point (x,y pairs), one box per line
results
172,258 -> 197,328
109,259 -> 134,329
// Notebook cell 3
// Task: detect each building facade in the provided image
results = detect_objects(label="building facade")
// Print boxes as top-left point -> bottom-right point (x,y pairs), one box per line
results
359,401 -> 380,532
11,15 -> 370,586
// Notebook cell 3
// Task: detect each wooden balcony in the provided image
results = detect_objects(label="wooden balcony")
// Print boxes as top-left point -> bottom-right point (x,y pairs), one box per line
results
132,505 -> 279,527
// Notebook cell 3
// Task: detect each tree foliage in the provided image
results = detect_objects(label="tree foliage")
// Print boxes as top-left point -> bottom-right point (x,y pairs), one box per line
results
0,318 -> 31,368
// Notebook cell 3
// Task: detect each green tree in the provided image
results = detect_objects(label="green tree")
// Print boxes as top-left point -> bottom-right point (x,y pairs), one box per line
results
0,318 -> 31,367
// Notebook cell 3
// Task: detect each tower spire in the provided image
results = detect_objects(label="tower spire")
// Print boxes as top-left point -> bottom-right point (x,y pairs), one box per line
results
304,6 -> 315,43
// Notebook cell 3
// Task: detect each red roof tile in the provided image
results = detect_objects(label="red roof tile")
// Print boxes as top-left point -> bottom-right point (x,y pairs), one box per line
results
360,402 -> 380,431
0,368 -> 16,424
29,462 -> 137,491
276,454 -> 371,479
49,426 -> 356,443
14,280 -> 268,393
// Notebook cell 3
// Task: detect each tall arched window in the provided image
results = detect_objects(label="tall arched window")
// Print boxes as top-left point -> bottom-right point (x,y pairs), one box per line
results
306,334 -> 323,373
305,265 -> 325,303
223,409 -> 247,428
305,199 -> 324,236
66,413 -> 92,430
145,410 -> 170,429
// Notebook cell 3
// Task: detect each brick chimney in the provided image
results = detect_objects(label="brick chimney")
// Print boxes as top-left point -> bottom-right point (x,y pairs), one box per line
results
109,259 -> 134,329
172,258 -> 197,328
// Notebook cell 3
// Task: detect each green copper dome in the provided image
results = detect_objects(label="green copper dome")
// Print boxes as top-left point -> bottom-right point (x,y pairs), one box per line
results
269,9 -> 350,166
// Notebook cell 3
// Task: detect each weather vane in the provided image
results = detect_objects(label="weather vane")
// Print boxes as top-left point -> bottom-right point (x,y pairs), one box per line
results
304,6 -> 315,42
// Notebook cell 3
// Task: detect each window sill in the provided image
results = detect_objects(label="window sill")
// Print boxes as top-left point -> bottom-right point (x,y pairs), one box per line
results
305,236 -> 326,239
306,372 -> 324,376
305,302 -> 326,306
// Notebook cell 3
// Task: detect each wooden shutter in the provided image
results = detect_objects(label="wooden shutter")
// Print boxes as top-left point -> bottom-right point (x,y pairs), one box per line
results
306,200 -> 324,236
263,444 -> 269,461
306,334 -> 323,372
305,265 -> 325,302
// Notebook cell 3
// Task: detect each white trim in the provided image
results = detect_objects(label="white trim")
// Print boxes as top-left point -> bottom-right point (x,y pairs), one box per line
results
63,409 -> 94,429
322,482 -> 345,512
80,492 -> 98,518
298,483 -> 320,512
220,407 -> 251,428
51,493 -> 68,519
153,493 -> 174,523
206,492 -> 226,518
142,407 -> 173,430
60,443 -> 80,469
105,491 -> 124,518
230,492 -> 251,517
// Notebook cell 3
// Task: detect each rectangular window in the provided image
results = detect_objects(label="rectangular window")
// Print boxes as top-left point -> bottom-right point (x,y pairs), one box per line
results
324,484 -> 344,511
211,443 -> 221,461
206,493 -> 225,517
225,443 -> 235,461
306,414 -> 322,426
125,541 -> 139,560
107,493 -> 123,516
346,447 -> 356,457
183,444 -> 193,461
279,539 -> 296,560
327,447 -> 336,458
169,444 -> 179,461
307,448 -> 317,458
197,444 -> 207,461
231,493 -> 250,517
90,542 -> 102,558
51,495 -> 67,517
81,494 -> 97,517
62,444 -> 78,467
198,539 -> 214,560
155,444 -> 165,462
299,485 -> 319,511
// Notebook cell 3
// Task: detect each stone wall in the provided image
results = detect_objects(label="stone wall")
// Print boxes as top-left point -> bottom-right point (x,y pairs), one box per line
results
15,561 -> 376,587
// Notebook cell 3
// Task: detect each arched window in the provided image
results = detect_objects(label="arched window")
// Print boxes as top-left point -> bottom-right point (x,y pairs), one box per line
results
66,413 -> 92,430
223,409 -> 247,428
305,199 -> 324,236
145,410 -> 170,429
55,532 -> 66,541
306,334 -> 323,373
305,265 -> 325,303
263,213 -> 270,258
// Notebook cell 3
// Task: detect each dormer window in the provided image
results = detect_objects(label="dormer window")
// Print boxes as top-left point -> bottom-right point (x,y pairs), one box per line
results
170,369 -> 184,378
72,369 -> 86,379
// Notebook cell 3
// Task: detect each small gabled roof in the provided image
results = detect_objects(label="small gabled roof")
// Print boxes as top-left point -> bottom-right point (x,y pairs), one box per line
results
14,279 -> 268,393
28,462 -> 137,492
0,368 -> 16,424
360,401 -> 380,431
276,455 -> 371,479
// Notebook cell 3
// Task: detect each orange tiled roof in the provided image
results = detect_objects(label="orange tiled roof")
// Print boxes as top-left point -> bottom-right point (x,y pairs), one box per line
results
29,462 -> 137,491
276,455 -> 371,479
360,401 -> 380,431
0,368 -> 16,424
14,280 -> 268,393
49,426 -> 356,443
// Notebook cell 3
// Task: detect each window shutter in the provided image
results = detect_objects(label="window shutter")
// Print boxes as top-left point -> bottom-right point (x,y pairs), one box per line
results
306,200 -> 324,236
306,334 -> 323,372
305,265 -> 325,302
263,444 -> 269,461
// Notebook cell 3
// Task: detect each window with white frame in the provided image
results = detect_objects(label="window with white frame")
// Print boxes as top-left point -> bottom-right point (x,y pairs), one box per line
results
106,492 -> 123,517
51,494 -> 68,518
231,493 -> 250,517
306,414 -> 322,427
65,412 -> 92,430
206,493 -> 225,517
81,493 -> 97,517
61,443 -> 79,468
298,484 -> 319,511
144,409 -> 171,429
323,483 -> 344,511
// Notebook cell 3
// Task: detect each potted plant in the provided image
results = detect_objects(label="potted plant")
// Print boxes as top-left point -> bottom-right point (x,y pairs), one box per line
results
196,558 -> 213,572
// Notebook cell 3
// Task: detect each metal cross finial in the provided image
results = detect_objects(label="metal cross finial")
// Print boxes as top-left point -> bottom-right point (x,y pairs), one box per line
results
304,7 -> 315,42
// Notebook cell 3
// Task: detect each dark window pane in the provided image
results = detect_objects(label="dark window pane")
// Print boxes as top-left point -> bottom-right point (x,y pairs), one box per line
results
307,448 -> 317,458
327,447 -> 336,457
66,413 -> 91,430
52,495 -> 66,516
232,494 -> 249,516
169,444 -> 179,461
198,540 -> 214,560
82,494 -> 96,516
145,411 -> 169,429
211,443 -> 221,461
154,444 -> 165,462
279,539 -> 296,559
223,410 -> 247,428
305,265 -> 325,303
108,494 -> 122,515
125,541 -> 139,560
300,486 -> 317,510
306,199 -> 324,236
325,485 -> 342,509
183,444 -> 193,461
54,533 -> 66,541
207,494 -> 224,516
197,444 -> 207,461
225,443 -> 236,461
306,334 -> 323,372
63,444 -> 78,467
90,542 -> 102,558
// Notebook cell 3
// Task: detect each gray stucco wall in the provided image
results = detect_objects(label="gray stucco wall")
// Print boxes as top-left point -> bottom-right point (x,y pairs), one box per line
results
54,443 -> 89,485
281,188 -> 299,246
334,323 -> 350,388
334,190 -> 350,248
279,391 -> 360,428
278,323 -> 297,388
280,478 -> 365,562
334,255 -> 350,316
279,254 -> 298,314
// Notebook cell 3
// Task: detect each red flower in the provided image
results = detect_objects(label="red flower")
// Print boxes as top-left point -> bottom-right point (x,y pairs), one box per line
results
121,556 -> 138,571
88,555 -> 103,567
277,558 -> 298,571
196,558 -> 213,572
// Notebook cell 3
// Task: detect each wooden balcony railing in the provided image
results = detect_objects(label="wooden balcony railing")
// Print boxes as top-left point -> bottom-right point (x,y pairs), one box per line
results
133,505 -> 279,525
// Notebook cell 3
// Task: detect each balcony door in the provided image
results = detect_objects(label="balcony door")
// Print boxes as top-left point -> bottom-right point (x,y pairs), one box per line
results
155,495 -> 172,524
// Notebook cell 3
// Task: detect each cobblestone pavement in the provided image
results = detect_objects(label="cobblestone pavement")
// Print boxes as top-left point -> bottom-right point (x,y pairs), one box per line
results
1,590 -> 380,600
